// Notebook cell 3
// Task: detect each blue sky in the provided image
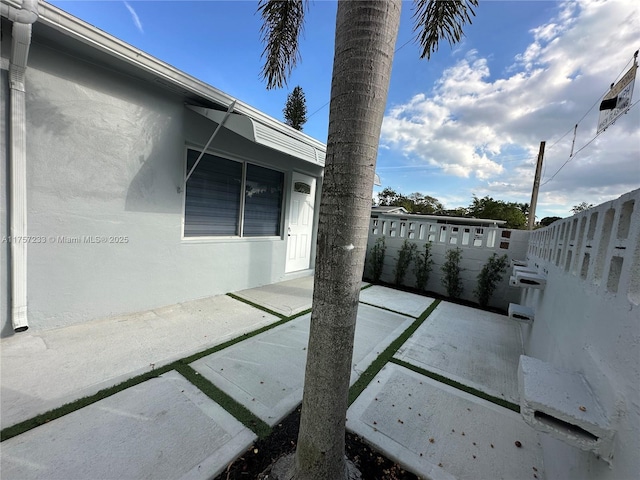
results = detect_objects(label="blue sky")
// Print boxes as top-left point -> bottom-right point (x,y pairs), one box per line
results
49,0 -> 639,219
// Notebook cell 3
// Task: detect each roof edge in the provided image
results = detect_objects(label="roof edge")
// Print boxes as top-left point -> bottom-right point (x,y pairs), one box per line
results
2,0 -> 327,153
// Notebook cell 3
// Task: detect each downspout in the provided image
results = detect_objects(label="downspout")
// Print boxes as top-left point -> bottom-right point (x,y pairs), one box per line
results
3,0 -> 39,332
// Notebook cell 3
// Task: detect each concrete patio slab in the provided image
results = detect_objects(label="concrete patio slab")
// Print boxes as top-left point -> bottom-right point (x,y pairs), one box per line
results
359,285 -> 436,317
347,363 -> 545,480
0,370 -> 256,480
1,295 -> 279,430
234,276 -> 370,317
191,303 -> 414,426
394,302 -> 524,404
233,275 -> 315,316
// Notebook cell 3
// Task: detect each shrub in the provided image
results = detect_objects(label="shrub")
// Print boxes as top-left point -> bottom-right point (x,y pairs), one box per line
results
474,253 -> 509,307
441,247 -> 463,299
368,237 -> 386,283
394,240 -> 417,286
413,242 -> 433,291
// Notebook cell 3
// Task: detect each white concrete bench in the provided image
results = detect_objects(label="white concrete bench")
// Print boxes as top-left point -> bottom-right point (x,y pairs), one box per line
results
510,271 -> 546,289
513,265 -> 538,274
508,303 -> 534,324
518,355 -> 614,460
511,259 -> 529,268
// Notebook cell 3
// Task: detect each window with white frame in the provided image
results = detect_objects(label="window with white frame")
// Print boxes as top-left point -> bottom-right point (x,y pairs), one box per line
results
184,149 -> 284,237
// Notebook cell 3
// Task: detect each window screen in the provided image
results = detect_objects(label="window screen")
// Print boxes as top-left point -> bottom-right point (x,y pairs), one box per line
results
244,164 -> 284,236
184,149 -> 284,238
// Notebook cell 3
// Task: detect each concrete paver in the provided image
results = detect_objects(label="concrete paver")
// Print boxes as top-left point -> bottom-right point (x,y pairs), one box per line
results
394,302 -> 524,404
1,278 -> 544,480
191,303 -> 414,426
233,275 -> 370,317
359,285 -> 436,317
0,371 -> 256,480
233,275 -> 315,316
347,363 -> 545,480
1,295 -> 279,430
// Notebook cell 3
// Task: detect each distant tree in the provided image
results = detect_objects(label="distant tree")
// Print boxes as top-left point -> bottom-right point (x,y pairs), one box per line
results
377,187 -> 443,214
407,192 -> 445,214
540,216 -> 562,227
467,195 -> 528,229
377,187 -> 406,207
283,85 -> 307,130
571,202 -> 594,214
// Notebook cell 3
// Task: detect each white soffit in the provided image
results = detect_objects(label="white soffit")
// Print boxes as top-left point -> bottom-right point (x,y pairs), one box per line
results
188,105 -> 325,167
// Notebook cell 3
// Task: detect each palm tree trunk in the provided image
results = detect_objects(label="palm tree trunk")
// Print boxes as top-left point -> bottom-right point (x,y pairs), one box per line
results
292,1 -> 402,478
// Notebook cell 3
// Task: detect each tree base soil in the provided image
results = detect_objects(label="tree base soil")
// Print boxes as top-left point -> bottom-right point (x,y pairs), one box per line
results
214,406 -> 421,480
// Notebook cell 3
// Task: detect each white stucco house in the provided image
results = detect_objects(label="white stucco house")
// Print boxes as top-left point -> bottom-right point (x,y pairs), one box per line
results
1,0 -> 325,334
2,3 -> 639,478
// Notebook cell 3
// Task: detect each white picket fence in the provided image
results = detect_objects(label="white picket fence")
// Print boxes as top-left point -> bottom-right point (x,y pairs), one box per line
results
365,215 -> 530,309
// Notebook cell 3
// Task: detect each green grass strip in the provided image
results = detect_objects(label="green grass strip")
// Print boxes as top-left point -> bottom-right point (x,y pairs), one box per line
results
360,283 -> 374,290
287,307 -> 312,320
390,358 -> 520,413
348,299 -> 441,406
0,362 -> 177,442
180,314 -> 302,365
226,293 -> 287,319
2,302 -> 305,442
227,293 -> 313,322
174,363 -> 271,439
358,300 -> 417,318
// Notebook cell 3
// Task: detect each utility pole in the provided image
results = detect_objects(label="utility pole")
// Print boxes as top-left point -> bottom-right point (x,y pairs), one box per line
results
528,141 -> 546,230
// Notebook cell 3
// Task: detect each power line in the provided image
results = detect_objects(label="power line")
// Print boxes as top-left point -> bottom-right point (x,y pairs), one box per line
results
545,55 -> 634,154
540,97 -> 640,188
539,52 -> 638,186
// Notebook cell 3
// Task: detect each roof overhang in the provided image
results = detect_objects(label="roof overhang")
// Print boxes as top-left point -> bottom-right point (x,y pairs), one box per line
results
1,0 -> 327,165
187,105 -> 325,166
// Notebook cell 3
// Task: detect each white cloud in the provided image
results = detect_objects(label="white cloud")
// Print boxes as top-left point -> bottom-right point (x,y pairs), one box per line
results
124,1 -> 143,34
381,0 -> 640,217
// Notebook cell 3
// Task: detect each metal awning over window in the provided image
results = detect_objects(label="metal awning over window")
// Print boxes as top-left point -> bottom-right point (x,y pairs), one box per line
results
187,105 -> 325,167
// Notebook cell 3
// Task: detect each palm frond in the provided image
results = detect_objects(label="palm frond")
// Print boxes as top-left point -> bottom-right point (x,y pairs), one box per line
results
413,0 -> 478,59
258,0 -> 307,89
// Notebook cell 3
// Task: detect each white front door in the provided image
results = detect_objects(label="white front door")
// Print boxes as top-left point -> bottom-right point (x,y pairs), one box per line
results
286,172 -> 316,272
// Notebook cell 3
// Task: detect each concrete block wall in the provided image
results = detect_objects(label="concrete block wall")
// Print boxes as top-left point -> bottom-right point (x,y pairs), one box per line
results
521,188 -> 640,479
364,216 -> 529,310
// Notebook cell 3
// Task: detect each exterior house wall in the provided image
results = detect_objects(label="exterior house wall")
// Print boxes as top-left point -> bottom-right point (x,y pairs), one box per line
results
521,189 -> 640,479
365,215 -> 530,310
1,39 -> 322,334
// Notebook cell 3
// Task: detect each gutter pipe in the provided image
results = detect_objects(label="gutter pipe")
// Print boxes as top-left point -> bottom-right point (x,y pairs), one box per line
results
1,0 -> 38,23
3,0 -> 39,332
